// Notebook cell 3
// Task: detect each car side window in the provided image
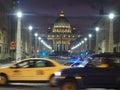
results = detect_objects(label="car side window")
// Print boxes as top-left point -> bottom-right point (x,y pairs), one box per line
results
35,60 -> 54,67
28,60 -> 34,68
16,61 -> 29,68
45,61 -> 55,67
15,60 -> 35,68
35,60 -> 46,67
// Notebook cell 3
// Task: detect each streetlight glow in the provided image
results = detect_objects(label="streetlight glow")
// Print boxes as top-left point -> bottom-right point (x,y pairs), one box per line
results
35,33 -> 38,37
84,37 -> 87,41
28,26 -> 33,31
81,40 -> 84,44
88,34 -> 92,38
17,11 -> 22,18
109,13 -> 115,20
38,37 -> 41,40
95,27 -> 99,32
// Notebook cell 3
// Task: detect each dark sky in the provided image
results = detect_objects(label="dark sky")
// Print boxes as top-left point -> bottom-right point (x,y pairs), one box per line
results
19,0 -> 116,35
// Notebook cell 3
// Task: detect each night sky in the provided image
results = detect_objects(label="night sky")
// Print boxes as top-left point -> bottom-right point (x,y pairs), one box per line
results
19,0 -> 116,35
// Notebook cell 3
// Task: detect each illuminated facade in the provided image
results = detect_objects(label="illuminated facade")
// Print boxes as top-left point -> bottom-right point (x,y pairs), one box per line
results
47,11 -> 80,53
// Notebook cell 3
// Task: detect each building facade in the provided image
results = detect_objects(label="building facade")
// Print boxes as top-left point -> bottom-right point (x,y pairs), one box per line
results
0,0 -> 15,60
47,11 -> 80,55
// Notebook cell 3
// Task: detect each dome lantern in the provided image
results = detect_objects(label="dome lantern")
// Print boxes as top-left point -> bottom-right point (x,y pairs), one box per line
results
60,11 -> 64,17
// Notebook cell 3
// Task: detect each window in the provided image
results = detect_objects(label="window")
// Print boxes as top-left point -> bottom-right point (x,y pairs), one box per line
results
35,60 -> 46,67
16,61 -> 29,68
16,60 -> 34,68
45,61 -> 55,67
35,60 -> 54,67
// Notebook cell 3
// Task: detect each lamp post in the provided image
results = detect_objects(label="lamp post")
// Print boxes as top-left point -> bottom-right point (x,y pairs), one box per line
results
16,11 -> 22,60
88,34 -> 92,51
79,42 -> 82,52
81,40 -> 84,51
95,27 -> 100,53
28,25 -> 33,55
34,33 -> 38,53
38,36 -> 41,52
84,37 -> 87,51
108,13 -> 115,52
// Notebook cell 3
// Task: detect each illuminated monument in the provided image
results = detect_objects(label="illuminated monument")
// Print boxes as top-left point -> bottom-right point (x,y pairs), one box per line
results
47,11 -> 80,55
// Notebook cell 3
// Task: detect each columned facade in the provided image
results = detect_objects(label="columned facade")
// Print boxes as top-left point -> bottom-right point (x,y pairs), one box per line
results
47,11 -> 80,55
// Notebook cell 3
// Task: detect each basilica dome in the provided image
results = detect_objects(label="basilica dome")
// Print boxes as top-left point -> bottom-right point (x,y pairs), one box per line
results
53,11 -> 71,28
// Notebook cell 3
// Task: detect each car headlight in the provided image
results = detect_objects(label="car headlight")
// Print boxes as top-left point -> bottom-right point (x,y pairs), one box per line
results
54,71 -> 62,76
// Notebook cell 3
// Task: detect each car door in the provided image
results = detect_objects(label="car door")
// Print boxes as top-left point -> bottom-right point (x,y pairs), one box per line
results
31,59 -> 59,81
93,67 -> 120,86
8,60 -> 35,81
82,66 -> 120,87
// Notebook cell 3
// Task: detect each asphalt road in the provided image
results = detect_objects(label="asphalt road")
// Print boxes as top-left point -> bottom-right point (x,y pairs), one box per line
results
0,83 -> 116,90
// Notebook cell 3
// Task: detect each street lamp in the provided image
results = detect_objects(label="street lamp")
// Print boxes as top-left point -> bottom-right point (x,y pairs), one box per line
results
28,25 -> 33,55
81,40 -> 84,51
38,36 -> 41,51
95,26 -> 100,53
16,11 -> 22,60
84,37 -> 87,51
108,13 -> 115,52
28,25 -> 33,31
34,33 -> 38,52
88,34 -> 92,50
95,27 -> 100,32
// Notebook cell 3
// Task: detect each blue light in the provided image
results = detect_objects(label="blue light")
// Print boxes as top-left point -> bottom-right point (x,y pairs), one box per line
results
40,51 -> 47,57
80,52 -> 84,57
70,57 -> 78,62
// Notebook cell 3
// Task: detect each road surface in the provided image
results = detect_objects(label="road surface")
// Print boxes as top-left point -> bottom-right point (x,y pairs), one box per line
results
0,83 -> 116,90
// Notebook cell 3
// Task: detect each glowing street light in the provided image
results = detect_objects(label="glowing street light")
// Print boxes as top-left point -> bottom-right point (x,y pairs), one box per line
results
38,36 -> 41,40
28,25 -> 33,54
95,27 -> 100,32
34,33 -> 38,54
88,34 -> 92,50
88,34 -> 92,38
16,11 -> 22,60
28,25 -> 33,31
84,37 -> 87,41
95,26 -> 100,53
109,13 -> 115,20
17,11 -> 22,18
84,37 -> 87,50
108,13 -> 115,52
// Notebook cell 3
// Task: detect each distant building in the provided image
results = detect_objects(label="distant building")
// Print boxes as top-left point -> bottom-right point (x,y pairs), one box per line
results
47,11 -> 80,55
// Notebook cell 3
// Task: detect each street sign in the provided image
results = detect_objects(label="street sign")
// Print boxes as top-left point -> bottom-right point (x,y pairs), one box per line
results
10,41 -> 16,50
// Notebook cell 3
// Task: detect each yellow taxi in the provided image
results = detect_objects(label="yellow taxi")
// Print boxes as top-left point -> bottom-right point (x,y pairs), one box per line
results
0,58 -> 68,86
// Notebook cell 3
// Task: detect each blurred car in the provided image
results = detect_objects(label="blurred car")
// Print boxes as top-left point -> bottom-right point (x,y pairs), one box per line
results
63,56 -> 83,67
54,53 -> 120,90
0,58 -> 68,86
63,60 -> 82,67
70,57 -> 78,62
